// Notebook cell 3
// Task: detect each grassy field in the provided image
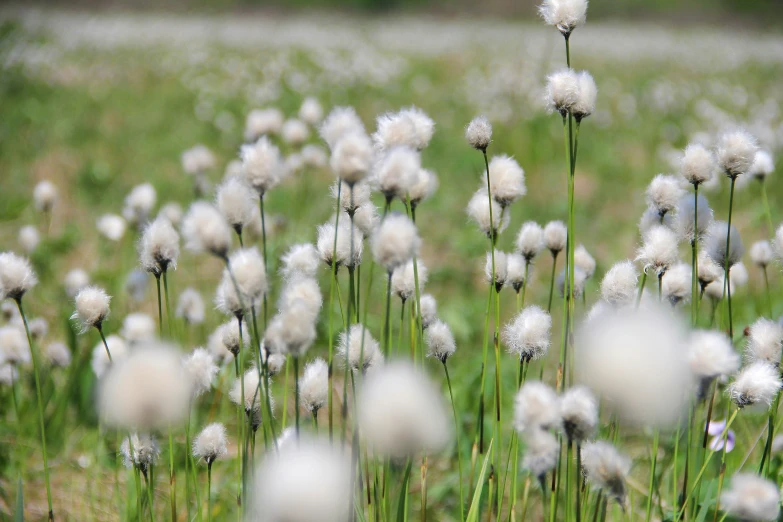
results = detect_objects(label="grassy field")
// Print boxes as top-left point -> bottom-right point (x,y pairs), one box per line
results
1,7 -> 783,521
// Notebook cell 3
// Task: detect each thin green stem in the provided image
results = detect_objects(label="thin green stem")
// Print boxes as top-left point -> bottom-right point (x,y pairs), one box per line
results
327,184 -> 342,442
162,271 -> 172,338
97,325 -> 113,362
691,186 -> 699,327
635,272 -> 647,309
294,356 -> 300,439
207,463 -> 213,522
168,428 -> 177,522
383,271 -> 393,356
548,251 -> 559,312
645,430 -> 660,522
763,267 -> 772,318
155,274 -> 163,338
723,177 -> 736,339
444,362 -> 465,522
259,195 -> 269,327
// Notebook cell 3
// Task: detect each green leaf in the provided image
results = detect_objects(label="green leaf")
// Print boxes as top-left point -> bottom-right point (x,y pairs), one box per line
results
396,458 -> 414,522
15,474 -> 24,522
466,438 -> 494,522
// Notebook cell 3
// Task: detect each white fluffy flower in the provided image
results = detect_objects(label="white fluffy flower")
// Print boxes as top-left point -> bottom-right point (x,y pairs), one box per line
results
600,261 -> 638,306
486,155 -> 526,207
230,368 -> 268,414
373,111 -> 417,152
544,221 -> 568,254
688,330 -> 740,397
560,386 -> 598,442
746,318 -> 783,367
750,150 -> 775,180
576,304 -> 691,427
282,119 -> 309,146
557,267 -> 587,299
400,107 -> 435,150
0,326 -> 30,365
720,473 -> 780,521
263,306 -> 317,358
121,313 -> 156,345
408,168 -> 438,209
91,335 -> 127,378
160,202 -> 182,227
120,433 -> 160,471
636,225 -> 679,276
301,144 -> 327,168
330,132 -> 373,185
391,259 -> 427,302
750,240 -> 774,268
315,221 -> 363,269
698,251 -> 723,289
184,347 -> 218,397
514,381 -> 560,432
299,358 -> 328,414
716,129 -> 758,178
248,439 -> 352,522
320,106 -> 365,150
0,364 -> 16,385
574,244 -> 596,279
646,174 -> 684,218
425,319 -> 456,363
192,422 -> 228,465
245,108 -> 283,142
516,222 -> 544,261
216,319 -> 249,358
662,262 -> 691,306
216,177 -> 256,234
374,146 -> 420,202
332,180 -> 371,214
182,202 -> 232,258
0,252 -> 37,301
465,116 -> 492,151
485,249 -> 508,289
241,136 -> 284,196
728,361 -> 781,410
72,286 -> 111,332
506,253 -> 527,293
502,306 -> 551,361
546,69 -> 579,115
63,269 -> 90,299
219,247 -> 267,313
139,216 -> 180,275
467,188 -> 509,239
705,221 -> 743,270
358,361 -> 450,458
337,324 -> 382,372
277,277 -> 322,323
371,213 -> 420,272
538,0 -> 588,35
97,214 -> 127,242
581,441 -> 631,506
521,429 -> 559,479
299,97 -> 323,126
123,183 -> 157,226
45,341 -> 71,367
181,145 -> 215,175
417,294 -> 437,329
99,343 -> 192,430
18,226 -> 39,254
280,244 -> 320,280
674,194 -> 713,244
33,180 -> 57,212
176,288 -> 205,325
572,71 -> 597,120
681,143 -> 716,186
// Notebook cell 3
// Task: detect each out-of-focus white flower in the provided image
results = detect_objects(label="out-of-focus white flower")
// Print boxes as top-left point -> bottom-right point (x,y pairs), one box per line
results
97,214 -> 127,242
33,180 -> 58,212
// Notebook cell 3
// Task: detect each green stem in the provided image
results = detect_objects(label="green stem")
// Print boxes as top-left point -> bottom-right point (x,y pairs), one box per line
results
763,267 -> 772,318
723,177 -> 736,339
146,463 -> 156,522
294,356 -> 300,439
383,271 -> 393,356
207,463 -> 213,522
520,261 -> 530,308
327,184 -> 342,443
444,363 -> 465,522
396,459 -> 413,522
97,325 -> 113,363
162,271 -> 172,338
156,274 -> 163,338
635,272 -> 647,309
478,282 -> 493,454
645,430 -> 659,522
691,186 -> 699,327
259,194 -> 268,327
576,444 -> 582,522
548,251 -> 558,313
493,287 -> 502,517
168,428 -> 177,522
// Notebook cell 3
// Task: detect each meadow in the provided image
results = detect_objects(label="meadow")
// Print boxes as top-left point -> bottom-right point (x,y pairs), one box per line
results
1,5 -> 783,521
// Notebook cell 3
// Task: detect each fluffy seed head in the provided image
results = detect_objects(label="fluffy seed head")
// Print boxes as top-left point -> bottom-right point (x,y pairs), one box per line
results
572,71 -> 597,120
0,252 -> 37,301
184,347 -> 218,397
358,361 -> 450,458
688,330 -> 740,396
280,244 -> 320,280
486,249 -> 508,289
320,106 -> 365,150
746,318 -> 783,367
315,222 -> 363,269
121,313 -> 156,345
330,132 -> 373,185
374,146 -> 420,202
176,288 -> 205,325
544,221 -> 568,254
99,343 -> 192,430
371,213 -> 420,272
521,430 -> 559,479
33,180 -> 57,212
750,240 -> 773,268
97,214 -> 127,242
400,107 -> 435,150
560,386 -> 598,442
751,150 -> 775,180
299,358 -> 328,414
18,225 -> 39,253
181,144 -> 215,175
417,294 -> 437,329
72,286 -> 111,332
486,155 -> 526,207
465,116 -> 492,151
514,381 -> 560,432
674,193 -> 713,243
538,0 -> 588,35
728,361 -> 781,410
45,341 -> 71,367
123,183 -> 156,226
720,473 -> 780,521
64,269 -> 90,298
681,143 -> 716,186
581,441 -> 631,506
0,326 -> 30,365
600,261 -> 638,306
546,69 -> 579,115
91,335 -> 127,378
193,423 -> 228,464
502,306 -> 552,362
516,222 -> 544,261
281,118 -> 309,146
216,177 -> 256,234
263,306 -> 317,358
636,225 -> 679,276
218,319 -> 249,358
299,97 -> 323,126
646,174 -> 684,218
332,180 -> 371,214
408,168 -> 438,208
139,216 -> 180,275
182,202 -> 232,258
716,129 -> 758,178
574,244 -> 596,279
576,304 -> 691,427
245,108 -> 283,142
467,188 -> 509,239
160,204 -> 184,227
120,433 -> 160,471
698,251 -> 723,288
230,368 -> 269,414
301,144 -> 327,168
506,253 -> 527,292
221,247 -> 267,312
705,221 -> 744,270
248,439 -> 352,522
425,319 -> 456,363
662,262 -> 692,306
241,136 -> 284,195
373,111 -> 417,152
337,324 -> 382,373
391,259 -> 427,302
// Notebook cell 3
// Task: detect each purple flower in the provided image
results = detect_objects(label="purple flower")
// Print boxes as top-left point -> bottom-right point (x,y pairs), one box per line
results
707,419 -> 735,453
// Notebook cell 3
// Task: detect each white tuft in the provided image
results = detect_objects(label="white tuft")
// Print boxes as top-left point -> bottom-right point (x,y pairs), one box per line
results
281,119 -> 309,146
299,97 -> 323,126
337,324 -> 382,373
0,326 -> 30,365
661,262 -> 691,306
91,335 -> 127,378
299,358 -> 328,414
176,288 -> 205,325
636,225 -> 679,276
182,202 -> 232,258
417,294 -> 438,329
181,145 -> 215,175
301,144 -> 328,168
18,226 -> 40,254
600,261 -> 638,306
123,183 -> 157,226
45,341 -> 71,367
681,143 -> 716,186
502,305 -> 552,362
0,252 -> 37,301
544,221 -> 568,254
184,347 -> 218,397
408,168 -> 439,208
330,132 -> 373,185
33,180 -> 58,212
120,433 -> 160,471
521,429 -> 559,479
230,368 -> 271,415
467,188 -> 509,239
674,193 -> 713,244
486,155 -> 526,207
538,0 -> 588,35
97,214 -> 127,242
646,174 -> 684,218
244,108 -> 283,142
720,473 -> 780,521
572,71 -> 597,120
216,177 -> 257,234
514,381 -> 560,432
139,216 -> 180,275
705,220 -> 743,270
716,129 -> 758,178
750,150 -> 775,180
750,240 -> 773,268
391,259 -> 427,302
560,386 -> 598,442
546,69 -> 579,115
688,330 -> 739,398
425,319 -> 456,363
241,136 -> 284,196
72,286 -> 111,332
581,441 -> 631,506
280,243 -> 320,280
192,423 -> 228,464
121,313 -> 156,345
728,361 -> 781,410
506,253 -> 527,292
371,213 -> 420,272
465,116 -> 492,151
516,222 -> 544,261
746,318 -> 783,367
574,244 -> 596,279
64,269 -> 90,299
320,107 -> 365,150
316,221 -> 363,269
557,266 -> 587,299
485,249 -> 508,288
374,146 -> 420,202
